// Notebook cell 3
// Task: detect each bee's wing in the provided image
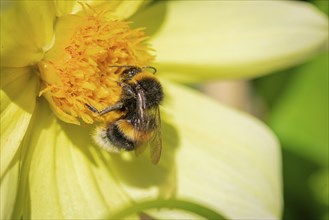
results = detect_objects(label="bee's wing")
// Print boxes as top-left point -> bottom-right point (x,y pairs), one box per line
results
133,84 -> 162,164
134,109 -> 162,164
134,85 -> 149,157
134,140 -> 148,158
148,106 -> 162,164
135,84 -> 148,129
134,107 -> 162,164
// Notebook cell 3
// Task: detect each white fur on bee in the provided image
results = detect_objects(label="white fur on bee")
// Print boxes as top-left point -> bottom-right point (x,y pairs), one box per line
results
93,125 -> 121,153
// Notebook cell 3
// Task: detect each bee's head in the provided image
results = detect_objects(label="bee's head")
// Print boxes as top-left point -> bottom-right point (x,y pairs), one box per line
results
109,65 -> 157,82
121,67 -> 142,82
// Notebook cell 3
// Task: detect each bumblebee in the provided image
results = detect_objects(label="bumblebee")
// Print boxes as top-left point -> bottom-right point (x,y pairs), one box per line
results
86,65 -> 164,164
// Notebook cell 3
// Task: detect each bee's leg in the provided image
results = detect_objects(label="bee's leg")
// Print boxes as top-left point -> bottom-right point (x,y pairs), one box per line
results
98,103 -> 124,115
85,104 -> 99,113
85,102 -> 124,116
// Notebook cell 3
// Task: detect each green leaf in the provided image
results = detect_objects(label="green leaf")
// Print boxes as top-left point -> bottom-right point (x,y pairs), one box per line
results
268,53 -> 328,166
309,169 -> 329,206
313,0 -> 329,15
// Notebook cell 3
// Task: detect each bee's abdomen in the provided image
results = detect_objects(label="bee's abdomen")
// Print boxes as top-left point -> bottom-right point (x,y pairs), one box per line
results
106,122 -> 135,151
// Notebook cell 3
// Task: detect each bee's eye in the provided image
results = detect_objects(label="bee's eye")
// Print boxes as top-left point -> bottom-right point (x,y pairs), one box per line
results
127,69 -> 135,76
122,67 -> 141,80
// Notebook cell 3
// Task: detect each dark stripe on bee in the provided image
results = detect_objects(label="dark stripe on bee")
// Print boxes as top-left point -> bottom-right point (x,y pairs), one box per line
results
105,119 -> 153,151
106,122 -> 135,151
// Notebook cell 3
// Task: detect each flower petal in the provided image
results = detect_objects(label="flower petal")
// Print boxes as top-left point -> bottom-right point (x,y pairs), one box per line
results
17,101 -> 126,218
1,1 -> 55,67
101,1 -> 148,20
18,99 -> 176,219
0,67 -> 38,219
138,1 -> 328,82
53,0 -> 76,17
0,151 -> 21,219
55,0 -> 146,19
11,83 -> 281,219
0,67 -> 37,177
159,81 -> 282,219
104,81 -> 282,218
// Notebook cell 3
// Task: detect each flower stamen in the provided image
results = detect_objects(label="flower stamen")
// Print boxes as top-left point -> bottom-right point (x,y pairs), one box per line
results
38,12 -> 154,125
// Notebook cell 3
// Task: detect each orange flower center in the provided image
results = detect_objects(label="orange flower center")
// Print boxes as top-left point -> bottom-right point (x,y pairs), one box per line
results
38,12 -> 154,125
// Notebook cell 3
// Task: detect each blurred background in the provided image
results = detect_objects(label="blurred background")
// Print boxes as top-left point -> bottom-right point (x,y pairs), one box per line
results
201,1 -> 328,219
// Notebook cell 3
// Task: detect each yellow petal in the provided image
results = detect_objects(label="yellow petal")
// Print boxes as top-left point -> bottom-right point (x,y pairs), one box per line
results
101,81 -> 282,219
8,82 -> 281,218
102,81 -> 282,219
0,152 -> 21,219
19,102 -> 127,218
54,0 -> 76,17
55,0 -> 146,19
18,99 -> 175,219
0,67 -> 38,219
138,1 -> 328,82
108,1 -> 148,19
160,81 -> 282,219
0,67 -> 38,177
1,1 -> 55,67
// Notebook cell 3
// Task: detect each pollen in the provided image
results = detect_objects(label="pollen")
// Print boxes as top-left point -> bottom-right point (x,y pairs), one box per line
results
38,12 -> 154,125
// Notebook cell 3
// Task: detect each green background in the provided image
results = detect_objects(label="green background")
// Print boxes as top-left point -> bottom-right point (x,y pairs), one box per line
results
253,1 -> 328,218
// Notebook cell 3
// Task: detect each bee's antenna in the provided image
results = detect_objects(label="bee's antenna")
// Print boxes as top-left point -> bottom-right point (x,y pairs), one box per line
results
141,66 -> 157,74
108,65 -> 136,69
108,65 -> 157,74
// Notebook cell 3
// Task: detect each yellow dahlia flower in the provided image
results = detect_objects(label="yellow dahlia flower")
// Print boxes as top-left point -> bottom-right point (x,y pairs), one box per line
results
1,1 -> 327,219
